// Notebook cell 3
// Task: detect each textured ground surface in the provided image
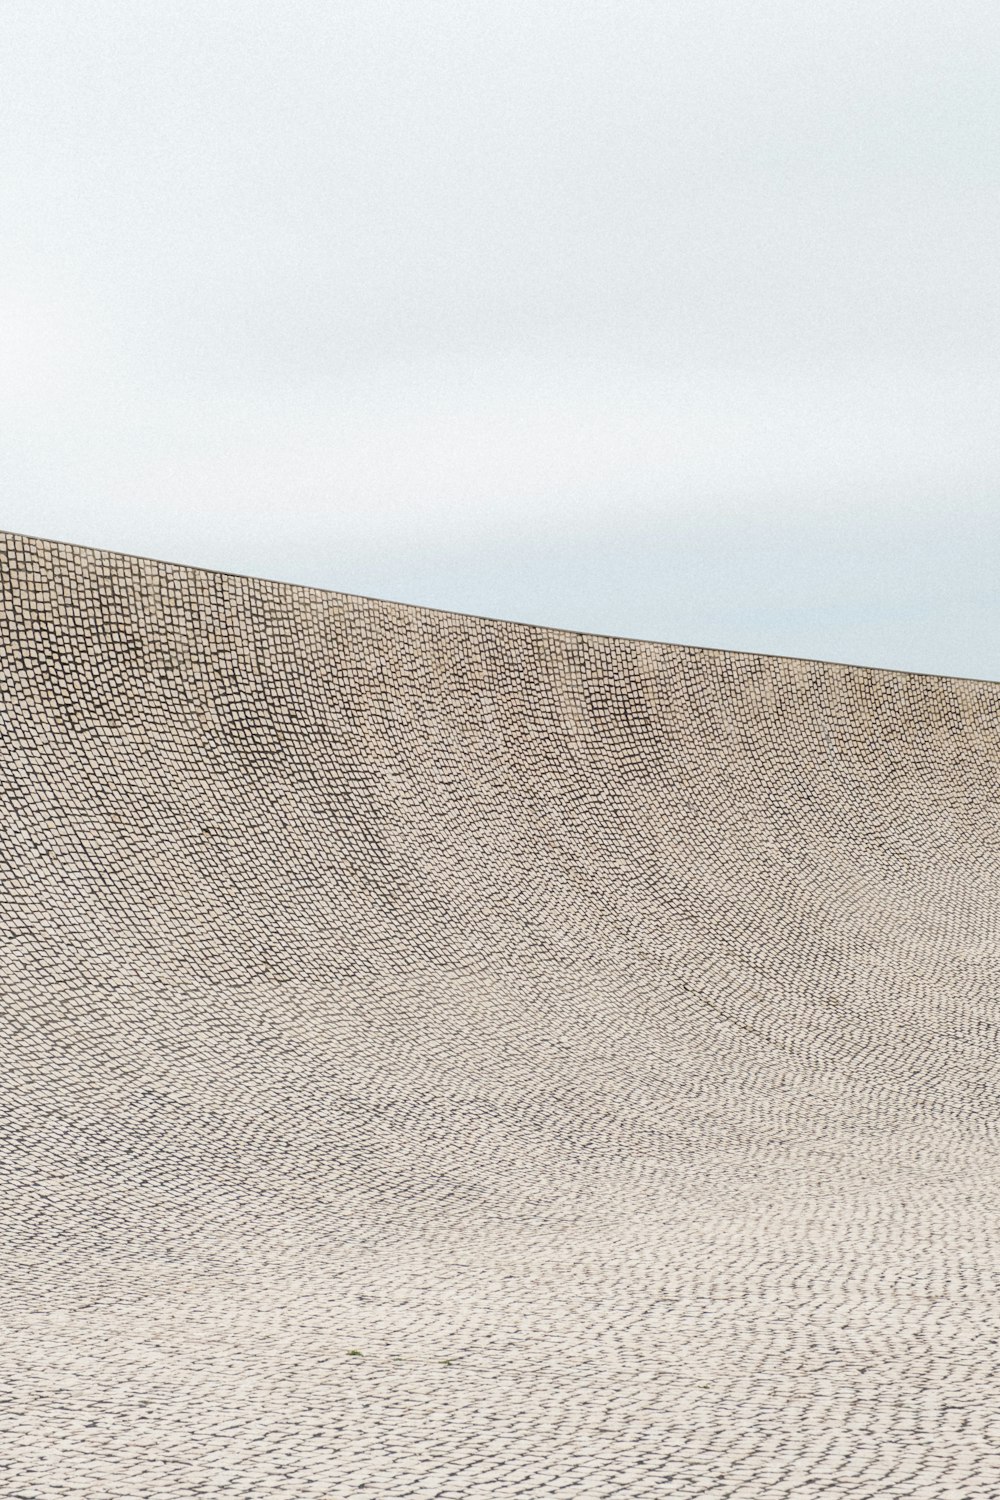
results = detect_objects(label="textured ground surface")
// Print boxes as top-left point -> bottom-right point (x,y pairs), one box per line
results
3,530 -> 1000,1498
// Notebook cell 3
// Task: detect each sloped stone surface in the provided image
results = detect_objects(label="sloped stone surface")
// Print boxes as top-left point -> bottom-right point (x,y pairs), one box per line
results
3,529 -> 1000,1497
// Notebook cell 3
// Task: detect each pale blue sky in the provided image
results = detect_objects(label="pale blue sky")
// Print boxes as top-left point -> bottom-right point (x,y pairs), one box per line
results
2,2 -> 998,676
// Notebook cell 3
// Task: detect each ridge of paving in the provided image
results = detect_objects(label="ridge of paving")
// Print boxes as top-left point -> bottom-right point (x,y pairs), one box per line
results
2,528 -> 1000,1498
9,526 -> 998,685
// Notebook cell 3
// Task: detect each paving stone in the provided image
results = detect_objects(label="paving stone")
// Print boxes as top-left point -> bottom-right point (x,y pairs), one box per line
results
2,530 -> 1000,1497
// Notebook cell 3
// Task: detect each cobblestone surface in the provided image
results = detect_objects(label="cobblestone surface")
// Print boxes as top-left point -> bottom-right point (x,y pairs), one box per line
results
3,531 -> 1000,1497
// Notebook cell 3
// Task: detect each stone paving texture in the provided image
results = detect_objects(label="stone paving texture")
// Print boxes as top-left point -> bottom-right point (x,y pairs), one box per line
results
2,530 -> 1000,1497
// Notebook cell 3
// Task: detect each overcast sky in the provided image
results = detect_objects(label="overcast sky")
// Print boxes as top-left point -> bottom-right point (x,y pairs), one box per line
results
2,2 -> 998,676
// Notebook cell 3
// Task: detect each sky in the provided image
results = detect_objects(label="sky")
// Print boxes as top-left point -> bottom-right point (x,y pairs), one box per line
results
2,1 -> 998,678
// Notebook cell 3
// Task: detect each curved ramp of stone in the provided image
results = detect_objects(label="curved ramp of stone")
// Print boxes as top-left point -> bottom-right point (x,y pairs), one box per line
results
3,529 -> 1000,1499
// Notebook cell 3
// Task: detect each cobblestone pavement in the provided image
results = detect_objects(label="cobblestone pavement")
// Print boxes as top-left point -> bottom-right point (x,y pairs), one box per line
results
3,531 -> 1000,1498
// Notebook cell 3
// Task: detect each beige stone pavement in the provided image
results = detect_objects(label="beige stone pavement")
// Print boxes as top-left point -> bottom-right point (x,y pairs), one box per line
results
3,530 -> 1000,1498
